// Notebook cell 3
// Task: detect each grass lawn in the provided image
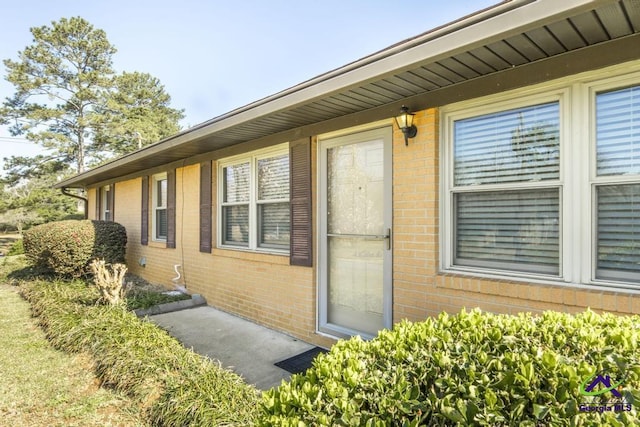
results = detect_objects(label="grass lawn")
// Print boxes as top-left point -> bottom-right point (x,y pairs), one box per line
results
0,233 -> 21,255
0,282 -> 146,426
0,242 -> 255,426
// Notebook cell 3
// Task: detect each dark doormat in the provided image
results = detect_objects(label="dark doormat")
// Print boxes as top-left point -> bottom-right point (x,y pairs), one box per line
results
275,347 -> 328,374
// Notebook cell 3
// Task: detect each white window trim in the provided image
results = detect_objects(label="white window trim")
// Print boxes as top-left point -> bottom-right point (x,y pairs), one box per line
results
442,90 -> 568,282
100,185 -> 111,221
587,73 -> 640,289
151,173 -> 167,242
440,64 -> 640,292
217,143 -> 290,254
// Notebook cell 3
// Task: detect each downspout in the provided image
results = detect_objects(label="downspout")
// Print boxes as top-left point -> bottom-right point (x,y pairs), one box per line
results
60,187 -> 89,219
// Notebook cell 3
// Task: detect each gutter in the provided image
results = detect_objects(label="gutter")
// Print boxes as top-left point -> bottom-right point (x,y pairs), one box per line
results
54,0 -> 538,190
55,0 -> 610,189
60,187 -> 88,219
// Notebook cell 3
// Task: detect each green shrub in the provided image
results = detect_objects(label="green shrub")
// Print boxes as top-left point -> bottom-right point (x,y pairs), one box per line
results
7,239 -> 24,256
23,220 -> 127,277
150,350 -> 261,426
19,280 -> 260,426
261,309 -> 640,426
90,221 -> 127,264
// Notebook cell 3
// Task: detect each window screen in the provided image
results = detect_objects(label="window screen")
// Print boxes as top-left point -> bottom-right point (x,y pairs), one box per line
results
596,184 -> 640,282
596,85 -> 640,176
223,163 -> 250,203
455,189 -> 560,274
258,154 -> 289,200
452,101 -> 561,276
595,85 -> 640,284
454,102 -> 560,186
222,205 -> 249,246
222,163 -> 250,246
156,209 -> 167,240
153,177 -> 167,241
257,154 -> 290,248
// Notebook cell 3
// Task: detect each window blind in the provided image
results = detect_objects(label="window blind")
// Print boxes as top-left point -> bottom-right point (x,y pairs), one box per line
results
596,85 -> 640,176
596,184 -> 640,282
222,205 -> 249,246
156,179 -> 167,208
258,203 -> 290,248
104,185 -> 113,221
454,102 -> 560,186
258,155 -> 289,200
156,209 -> 167,240
257,154 -> 290,249
455,189 -> 560,274
224,163 -> 250,203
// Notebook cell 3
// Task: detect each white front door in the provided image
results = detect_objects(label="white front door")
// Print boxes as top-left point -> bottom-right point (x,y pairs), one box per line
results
319,127 -> 392,338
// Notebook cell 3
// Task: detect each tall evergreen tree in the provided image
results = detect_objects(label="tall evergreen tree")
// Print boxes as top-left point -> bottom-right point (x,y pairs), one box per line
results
0,16 -> 184,180
1,17 -> 116,175
93,71 -> 183,155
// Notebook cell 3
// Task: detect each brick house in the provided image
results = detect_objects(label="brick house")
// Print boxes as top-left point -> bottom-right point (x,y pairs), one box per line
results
58,0 -> 640,347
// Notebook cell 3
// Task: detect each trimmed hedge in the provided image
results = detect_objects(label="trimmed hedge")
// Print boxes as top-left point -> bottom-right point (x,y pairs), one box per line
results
23,220 -> 127,277
20,280 -> 260,426
261,309 -> 640,426
16,249 -> 639,426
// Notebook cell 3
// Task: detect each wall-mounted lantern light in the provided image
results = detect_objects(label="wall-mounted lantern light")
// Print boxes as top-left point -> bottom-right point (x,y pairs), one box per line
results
394,105 -> 417,146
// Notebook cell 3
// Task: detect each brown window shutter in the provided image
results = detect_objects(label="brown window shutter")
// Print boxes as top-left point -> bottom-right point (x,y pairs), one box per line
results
109,183 -> 115,222
199,161 -> 212,253
141,176 -> 149,245
289,137 -> 312,266
95,188 -> 101,220
166,169 -> 176,249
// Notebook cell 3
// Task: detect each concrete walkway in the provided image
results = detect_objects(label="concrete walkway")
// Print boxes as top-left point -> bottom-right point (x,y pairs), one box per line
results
149,306 -> 315,390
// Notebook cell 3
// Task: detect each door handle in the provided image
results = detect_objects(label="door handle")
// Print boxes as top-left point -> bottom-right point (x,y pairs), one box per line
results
327,233 -> 388,239
326,229 -> 392,250
385,228 -> 392,250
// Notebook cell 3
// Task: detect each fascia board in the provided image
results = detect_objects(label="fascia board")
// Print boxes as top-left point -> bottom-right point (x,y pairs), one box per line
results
57,0 -> 610,188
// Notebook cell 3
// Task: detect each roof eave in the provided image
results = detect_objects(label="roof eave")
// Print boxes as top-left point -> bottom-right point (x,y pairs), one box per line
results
56,0 -> 613,189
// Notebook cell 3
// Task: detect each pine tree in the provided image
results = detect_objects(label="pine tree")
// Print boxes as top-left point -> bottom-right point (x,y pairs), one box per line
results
1,17 -> 184,180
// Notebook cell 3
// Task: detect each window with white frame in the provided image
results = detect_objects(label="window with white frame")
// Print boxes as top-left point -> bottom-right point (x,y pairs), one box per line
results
443,71 -> 640,289
219,145 -> 290,252
152,173 -> 168,241
100,185 -> 111,221
594,84 -> 640,283
451,101 -> 561,275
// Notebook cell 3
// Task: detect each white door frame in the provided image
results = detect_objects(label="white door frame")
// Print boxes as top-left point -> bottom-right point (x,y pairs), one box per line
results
317,126 -> 393,339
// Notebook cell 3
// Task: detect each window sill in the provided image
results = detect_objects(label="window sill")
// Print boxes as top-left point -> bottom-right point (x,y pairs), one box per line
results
148,240 -> 167,248
214,246 -> 290,265
438,267 -> 640,295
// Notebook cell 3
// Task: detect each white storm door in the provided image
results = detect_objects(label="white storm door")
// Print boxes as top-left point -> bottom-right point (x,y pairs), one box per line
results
319,127 -> 392,339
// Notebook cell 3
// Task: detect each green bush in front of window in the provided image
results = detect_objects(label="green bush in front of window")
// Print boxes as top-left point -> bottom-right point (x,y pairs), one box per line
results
23,220 -> 127,277
261,309 -> 639,426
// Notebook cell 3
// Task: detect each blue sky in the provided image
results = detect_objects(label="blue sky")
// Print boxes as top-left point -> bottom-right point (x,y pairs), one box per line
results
0,0 -> 497,170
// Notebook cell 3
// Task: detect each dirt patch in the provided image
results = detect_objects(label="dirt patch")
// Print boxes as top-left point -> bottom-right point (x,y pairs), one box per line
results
125,273 -> 169,293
